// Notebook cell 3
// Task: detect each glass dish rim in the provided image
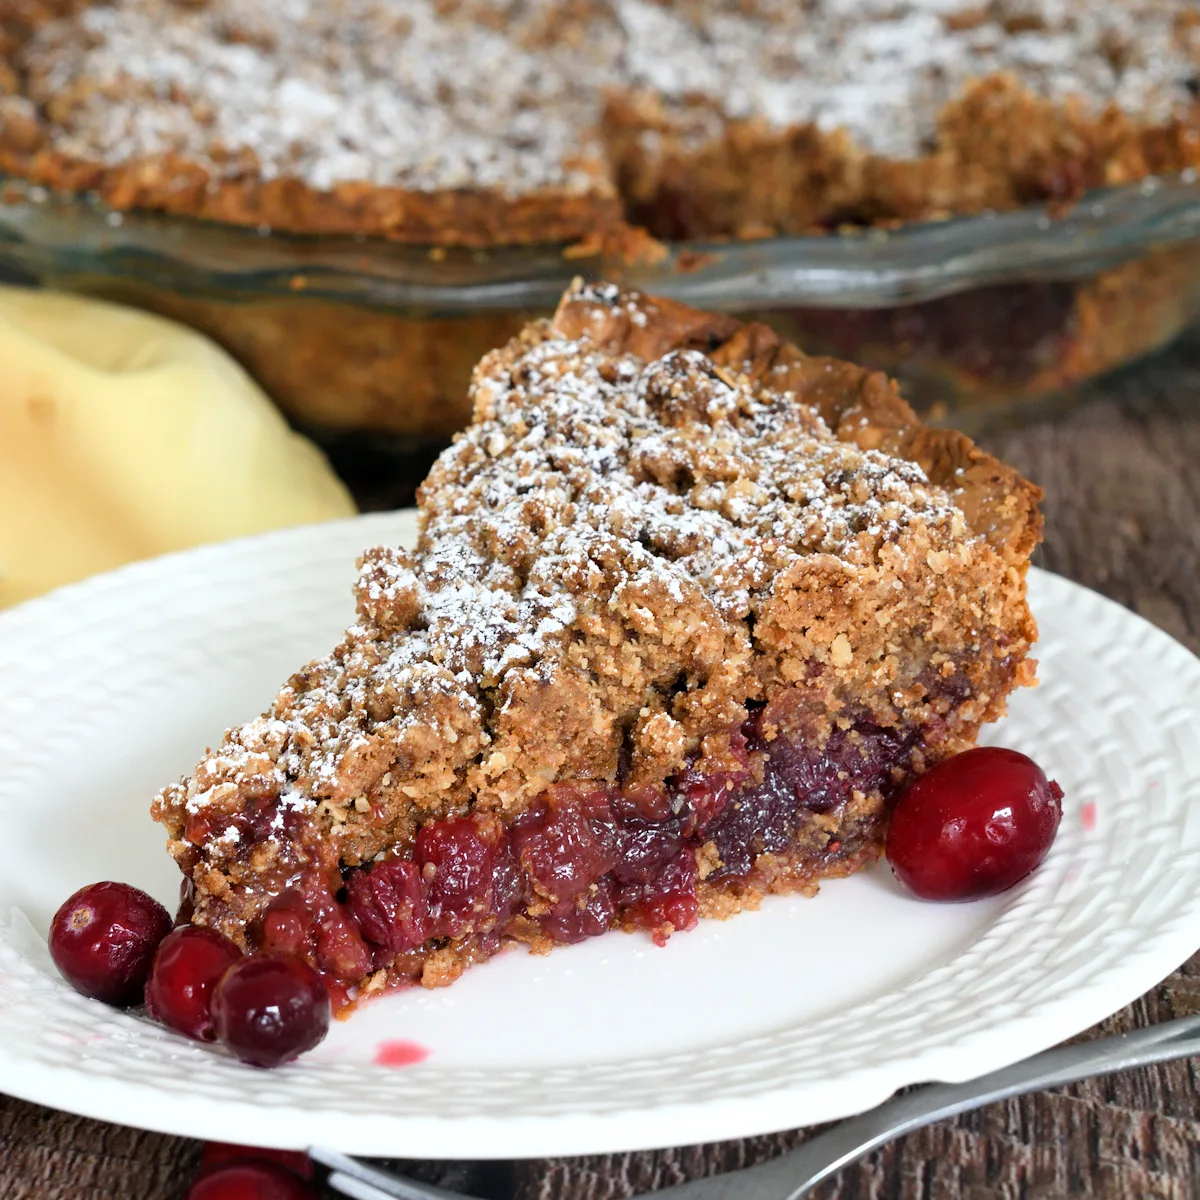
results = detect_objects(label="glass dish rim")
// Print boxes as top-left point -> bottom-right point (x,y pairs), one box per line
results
2,171 -> 1200,312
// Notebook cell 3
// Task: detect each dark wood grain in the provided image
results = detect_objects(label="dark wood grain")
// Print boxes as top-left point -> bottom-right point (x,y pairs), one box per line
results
3,331 -> 1199,1200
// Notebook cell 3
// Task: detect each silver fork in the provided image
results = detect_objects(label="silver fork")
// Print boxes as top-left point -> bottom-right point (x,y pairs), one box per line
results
311,1013 -> 1200,1200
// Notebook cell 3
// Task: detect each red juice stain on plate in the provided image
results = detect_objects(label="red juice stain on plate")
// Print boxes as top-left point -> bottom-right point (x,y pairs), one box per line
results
374,1040 -> 430,1067
1080,802 -> 1097,831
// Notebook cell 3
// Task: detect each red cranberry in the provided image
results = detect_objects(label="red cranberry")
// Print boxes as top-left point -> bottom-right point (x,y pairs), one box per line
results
345,858 -> 426,953
48,882 -> 172,1006
540,879 -> 616,944
612,782 -> 672,822
511,801 -> 616,903
886,746 -> 1064,901
490,842 -> 523,928
200,1143 -> 313,1179
673,770 -> 737,830
258,888 -> 371,981
312,906 -> 373,981
145,926 -> 242,1041
188,1161 -> 316,1200
212,954 -> 330,1068
619,848 -> 699,945
259,897 -> 311,957
707,716 -> 914,880
609,816 -> 685,884
415,817 -> 495,937
671,729 -> 750,830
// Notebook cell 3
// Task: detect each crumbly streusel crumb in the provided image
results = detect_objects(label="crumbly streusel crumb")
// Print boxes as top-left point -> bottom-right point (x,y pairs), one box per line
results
14,0 -> 1199,186
4,2 -> 1198,242
152,283 -> 1040,979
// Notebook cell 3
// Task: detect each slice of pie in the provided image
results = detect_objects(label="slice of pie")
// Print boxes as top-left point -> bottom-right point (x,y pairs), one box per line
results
152,282 -> 1042,1009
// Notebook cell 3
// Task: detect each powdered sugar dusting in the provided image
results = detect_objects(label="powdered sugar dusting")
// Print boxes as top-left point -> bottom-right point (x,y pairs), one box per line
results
18,0 -> 1200,189
22,0 -> 619,195
419,301 -> 964,636
185,285 -> 977,830
616,0 -> 1199,157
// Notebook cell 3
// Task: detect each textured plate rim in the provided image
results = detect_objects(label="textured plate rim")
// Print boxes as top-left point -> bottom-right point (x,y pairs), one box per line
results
0,512 -> 1197,1157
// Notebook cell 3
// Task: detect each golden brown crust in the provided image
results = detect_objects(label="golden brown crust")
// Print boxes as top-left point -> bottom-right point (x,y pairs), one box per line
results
701,320 -> 1045,563
0,147 -> 623,247
608,75 -> 1200,240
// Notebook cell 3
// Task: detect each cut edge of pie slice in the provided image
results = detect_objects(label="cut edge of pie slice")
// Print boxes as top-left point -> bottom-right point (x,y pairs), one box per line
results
152,281 -> 1042,1010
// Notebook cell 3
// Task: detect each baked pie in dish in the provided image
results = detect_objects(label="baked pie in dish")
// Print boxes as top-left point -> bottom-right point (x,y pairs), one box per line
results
152,283 -> 1041,1009
2,0 -> 1197,243
2,1 -> 1198,444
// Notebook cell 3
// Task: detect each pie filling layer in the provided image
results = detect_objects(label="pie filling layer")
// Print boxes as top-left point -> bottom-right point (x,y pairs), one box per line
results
183,698 -> 929,1008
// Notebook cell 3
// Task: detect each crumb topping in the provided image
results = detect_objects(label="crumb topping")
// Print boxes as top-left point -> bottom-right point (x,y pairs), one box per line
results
17,0 -> 1200,191
418,297 -> 962,640
391,286 -> 966,705
20,0 -> 620,195
617,0 -> 1200,159
168,284 -> 1039,848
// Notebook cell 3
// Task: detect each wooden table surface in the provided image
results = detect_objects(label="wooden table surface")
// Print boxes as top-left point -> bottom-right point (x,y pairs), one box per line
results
2,331 -> 1199,1200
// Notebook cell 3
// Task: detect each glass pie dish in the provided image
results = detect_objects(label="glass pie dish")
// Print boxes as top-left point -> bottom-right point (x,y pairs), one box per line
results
2,172 -> 1199,445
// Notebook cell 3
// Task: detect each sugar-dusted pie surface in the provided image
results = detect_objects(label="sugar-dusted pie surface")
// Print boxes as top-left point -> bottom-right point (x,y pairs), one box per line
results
152,282 -> 1041,1005
1,1 -> 1197,242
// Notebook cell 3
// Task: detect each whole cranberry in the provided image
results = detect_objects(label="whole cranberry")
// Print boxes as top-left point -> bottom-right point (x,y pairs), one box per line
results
887,747 -> 1064,902
48,882 -> 172,1006
145,926 -> 242,1041
199,1142 -> 313,1180
212,954 -> 330,1068
187,1160 -> 316,1200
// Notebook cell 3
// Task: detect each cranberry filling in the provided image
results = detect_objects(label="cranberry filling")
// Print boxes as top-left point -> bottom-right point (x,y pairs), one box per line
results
345,859 -> 426,953
512,791 -> 618,903
249,709 -> 920,994
615,848 -> 700,947
706,717 -> 916,880
259,877 -> 372,993
606,815 -> 686,884
415,817 -> 497,937
540,878 -> 617,945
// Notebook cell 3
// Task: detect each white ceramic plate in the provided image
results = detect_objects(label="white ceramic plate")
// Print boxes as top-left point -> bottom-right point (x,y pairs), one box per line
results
1,512 -> 1198,1159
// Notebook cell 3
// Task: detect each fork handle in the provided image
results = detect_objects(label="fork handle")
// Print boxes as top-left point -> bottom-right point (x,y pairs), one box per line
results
654,1014 -> 1200,1200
